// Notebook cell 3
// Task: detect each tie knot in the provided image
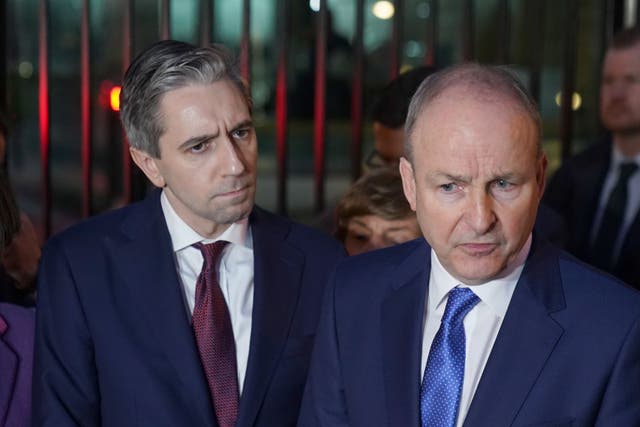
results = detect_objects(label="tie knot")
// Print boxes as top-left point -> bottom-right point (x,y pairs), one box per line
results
442,287 -> 480,324
194,241 -> 229,272
619,162 -> 638,183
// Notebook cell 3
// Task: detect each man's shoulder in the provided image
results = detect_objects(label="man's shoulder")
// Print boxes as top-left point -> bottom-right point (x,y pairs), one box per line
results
250,206 -> 345,255
557,140 -> 611,171
45,193 -> 160,252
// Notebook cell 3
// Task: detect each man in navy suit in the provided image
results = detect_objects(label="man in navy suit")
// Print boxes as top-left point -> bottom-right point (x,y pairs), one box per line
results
299,63 -> 640,426
544,28 -> 640,289
33,40 -> 344,426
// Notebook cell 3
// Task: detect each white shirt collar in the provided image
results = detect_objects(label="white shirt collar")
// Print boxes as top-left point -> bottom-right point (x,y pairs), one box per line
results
160,190 -> 252,251
429,234 -> 531,318
611,145 -> 640,168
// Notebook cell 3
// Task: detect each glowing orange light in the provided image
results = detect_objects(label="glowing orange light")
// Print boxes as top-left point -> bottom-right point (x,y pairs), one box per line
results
109,86 -> 122,111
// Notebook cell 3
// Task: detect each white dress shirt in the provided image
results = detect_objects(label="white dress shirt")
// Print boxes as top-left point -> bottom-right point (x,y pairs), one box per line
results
420,235 -> 531,427
161,191 -> 254,395
590,148 -> 640,261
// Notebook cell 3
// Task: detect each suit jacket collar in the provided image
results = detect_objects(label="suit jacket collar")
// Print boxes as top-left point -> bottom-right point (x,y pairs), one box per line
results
117,190 -> 216,426
236,206 -> 305,427
380,236 -> 566,426
463,236 -> 565,426
381,240 -> 430,427
0,314 -> 18,426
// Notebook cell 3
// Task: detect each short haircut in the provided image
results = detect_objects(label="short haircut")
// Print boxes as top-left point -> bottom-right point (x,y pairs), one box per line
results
404,62 -> 541,162
0,170 -> 20,251
120,40 -> 250,158
609,27 -> 640,50
371,66 -> 438,129
335,168 -> 415,242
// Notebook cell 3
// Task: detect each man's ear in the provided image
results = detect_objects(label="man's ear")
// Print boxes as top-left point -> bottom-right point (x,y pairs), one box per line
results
130,147 -> 166,188
399,157 -> 417,211
536,152 -> 548,200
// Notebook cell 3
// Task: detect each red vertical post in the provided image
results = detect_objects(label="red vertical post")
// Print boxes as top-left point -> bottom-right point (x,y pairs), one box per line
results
425,0 -> 438,66
350,0 -> 364,180
390,0 -> 403,79
313,0 -> 328,213
38,0 -> 51,237
81,0 -> 92,217
159,0 -> 170,40
275,0 -> 290,215
199,0 -> 213,46
240,0 -> 251,88
122,0 -> 133,204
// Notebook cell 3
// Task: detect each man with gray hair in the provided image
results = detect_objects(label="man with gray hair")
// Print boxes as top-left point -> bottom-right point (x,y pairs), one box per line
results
299,63 -> 640,426
33,40 -> 344,426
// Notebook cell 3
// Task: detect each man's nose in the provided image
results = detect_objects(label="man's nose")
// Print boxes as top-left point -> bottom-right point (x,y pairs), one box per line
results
219,137 -> 247,176
464,191 -> 497,234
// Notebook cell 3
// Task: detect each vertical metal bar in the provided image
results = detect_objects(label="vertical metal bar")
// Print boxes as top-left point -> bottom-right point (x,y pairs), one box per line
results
122,0 -> 133,204
390,0 -> 404,79
240,0 -> 251,87
528,0 -> 545,105
81,0 -> 92,217
313,0 -> 327,213
425,0 -> 438,66
38,0 -> 51,237
351,0 -> 364,180
275,0 -> 290,215
497,0 -> 510,63
462,0 -> 474,61
560,0 -> 578,160
159,0 -> 170,40
0,0 -> 6,113
199,0 -> 212,46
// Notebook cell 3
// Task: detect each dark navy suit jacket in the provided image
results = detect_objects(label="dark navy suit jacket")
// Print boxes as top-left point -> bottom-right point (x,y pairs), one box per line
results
33,190 -> 345,426
299,236 -> 640,426
0,303 -> 34,427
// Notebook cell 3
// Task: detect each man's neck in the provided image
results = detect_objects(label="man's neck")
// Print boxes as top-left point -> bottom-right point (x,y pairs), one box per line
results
613,132 -> 640,157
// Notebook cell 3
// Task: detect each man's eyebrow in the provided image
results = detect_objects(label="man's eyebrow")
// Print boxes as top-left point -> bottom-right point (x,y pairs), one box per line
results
430,172 -> 471,183
178,134 -> 218,150
231,119 -> 254,131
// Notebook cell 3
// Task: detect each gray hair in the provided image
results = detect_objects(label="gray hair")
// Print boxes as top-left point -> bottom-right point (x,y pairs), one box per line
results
404,63 -> 541,162
120,40 -> 251,158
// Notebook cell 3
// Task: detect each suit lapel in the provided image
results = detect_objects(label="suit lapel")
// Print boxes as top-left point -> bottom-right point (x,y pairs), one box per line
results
113,192 -> 215,426
381,241 -> 430,427
463,239 -> 565,426
236,208 -> 305,427
0,315 -> 18,426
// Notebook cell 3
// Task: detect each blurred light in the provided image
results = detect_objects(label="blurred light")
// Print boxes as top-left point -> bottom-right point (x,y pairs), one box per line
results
416,2 -> 430,19
372,1 -> 395,20
110,86 -> 122,112
18,61 -> 33,79
554,91 -> 582,111
405,40 -> 426,58
309,0 -> 320,12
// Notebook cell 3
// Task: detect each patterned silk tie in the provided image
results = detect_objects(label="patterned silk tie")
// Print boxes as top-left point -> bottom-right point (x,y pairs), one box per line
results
192,241 -> 239,427
420,287 -> 480,427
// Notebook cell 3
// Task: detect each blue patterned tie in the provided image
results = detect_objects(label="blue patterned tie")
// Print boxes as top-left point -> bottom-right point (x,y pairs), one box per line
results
420,287 -> 480,427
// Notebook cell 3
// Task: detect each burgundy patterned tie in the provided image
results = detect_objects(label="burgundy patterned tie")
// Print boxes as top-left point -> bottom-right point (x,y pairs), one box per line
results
192,241 -> 239,427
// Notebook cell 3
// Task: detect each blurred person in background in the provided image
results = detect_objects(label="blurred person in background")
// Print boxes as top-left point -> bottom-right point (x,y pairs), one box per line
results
0,166 -> 35,427
0,112 -> 40,306
544,27 -> 640,288
335,168 -> 420,255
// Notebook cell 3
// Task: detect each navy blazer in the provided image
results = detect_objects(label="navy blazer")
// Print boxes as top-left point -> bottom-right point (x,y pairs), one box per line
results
543,140 -> 640,289
33,190 -> 345,426
299,236 -> 640,426
0,303 -> 34,427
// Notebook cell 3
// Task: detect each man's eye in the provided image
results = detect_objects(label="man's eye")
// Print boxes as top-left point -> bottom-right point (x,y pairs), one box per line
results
440,183 -> 457,192
232,128 -> 251,139
189,142 -> 207,153
494,179 -> 513,190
